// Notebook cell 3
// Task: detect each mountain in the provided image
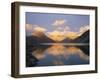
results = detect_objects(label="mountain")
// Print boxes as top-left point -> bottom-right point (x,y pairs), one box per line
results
77,45 -> 89,56
26,32 -> 55,46
61,30 -> 89,43
26,30 -> 90,46
72,30 -> 89,43
61,38 -> 72,43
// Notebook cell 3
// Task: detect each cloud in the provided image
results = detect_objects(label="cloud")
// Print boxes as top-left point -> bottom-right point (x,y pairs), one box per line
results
26,24 -> 46,32
63,26 -> 70,32
46,30 -> 67,41
33,25 -> 46,32
32,25 -> 47,37
65,31 -> 78,39
65,25 -> 89,39
25,24 -> 33,31
52,19 -> 66,26
79,25 -> 89,33
63,26 -> 78,39
26,23 -> 89,40
26,24 -> 47,36
47,30 -> 65,36
46,25 -> 89,41
26,24 -> 34,36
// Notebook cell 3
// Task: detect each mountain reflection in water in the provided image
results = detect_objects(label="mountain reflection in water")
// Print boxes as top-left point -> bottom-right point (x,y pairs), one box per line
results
26,44 -> 89,67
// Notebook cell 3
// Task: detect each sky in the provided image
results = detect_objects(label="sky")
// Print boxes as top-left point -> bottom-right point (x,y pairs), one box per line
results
26,12 -> 89,31
25,12 -> 90,40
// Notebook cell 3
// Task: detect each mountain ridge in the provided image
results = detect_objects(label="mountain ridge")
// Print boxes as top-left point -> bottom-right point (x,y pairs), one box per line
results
26,30 -> 89,46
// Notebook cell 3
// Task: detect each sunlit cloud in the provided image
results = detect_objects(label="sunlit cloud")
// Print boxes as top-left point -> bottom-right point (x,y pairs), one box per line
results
26,23 -> 89,41
46,30 -> 67,42
79,25 -> 89,33
33,25 -> 46,32
52,19 -> 66,26
26,24 -> 33,31
46,25 -> 89,41
26,24 -> 47,32
26,24 -> 47,37
26,24 -> 34,36
65,25 -> 89,39
63,26 -> 79,39
66,31 -> 79,39
32,25 -> 47,37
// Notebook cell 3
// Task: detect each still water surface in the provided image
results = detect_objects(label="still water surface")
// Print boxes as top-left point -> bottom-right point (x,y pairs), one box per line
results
26,44 -> 89,67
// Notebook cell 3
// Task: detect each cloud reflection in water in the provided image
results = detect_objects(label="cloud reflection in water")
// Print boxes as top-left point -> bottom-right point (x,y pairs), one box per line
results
26,44 -> 89,67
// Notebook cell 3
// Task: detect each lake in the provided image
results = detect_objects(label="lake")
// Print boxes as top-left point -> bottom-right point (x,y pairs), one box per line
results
26,43 -> 89,67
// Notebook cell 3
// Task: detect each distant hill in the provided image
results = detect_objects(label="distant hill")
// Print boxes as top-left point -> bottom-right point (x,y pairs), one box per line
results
72,30 -> 89,43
